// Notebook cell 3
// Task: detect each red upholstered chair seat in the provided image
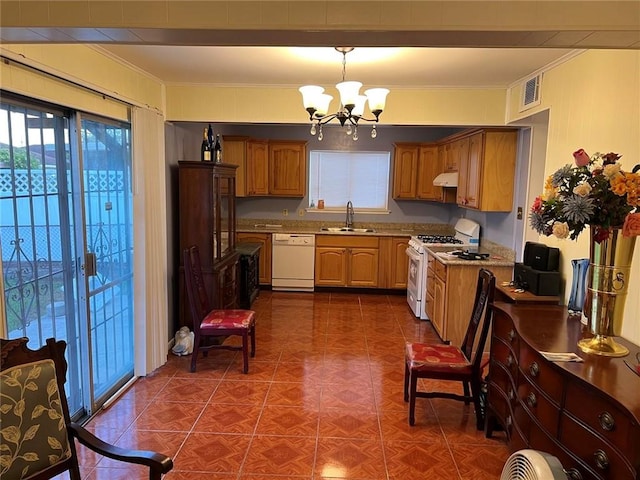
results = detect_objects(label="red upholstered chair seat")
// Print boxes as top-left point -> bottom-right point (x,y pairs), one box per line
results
202,310 -> 256,329
406,343 -> 472,375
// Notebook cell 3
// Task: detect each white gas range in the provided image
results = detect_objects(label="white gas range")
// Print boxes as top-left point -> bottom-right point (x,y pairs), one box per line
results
406,218 -> 481,320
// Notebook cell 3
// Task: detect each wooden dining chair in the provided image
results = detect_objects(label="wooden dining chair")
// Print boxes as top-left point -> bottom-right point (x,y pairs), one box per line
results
183,245 -> 256,373
1,337 -> 173,480
404,268 -> 496,429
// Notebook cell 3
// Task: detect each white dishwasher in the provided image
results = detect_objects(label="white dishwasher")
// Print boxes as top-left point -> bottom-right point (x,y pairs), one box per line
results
271,234 -> 316,291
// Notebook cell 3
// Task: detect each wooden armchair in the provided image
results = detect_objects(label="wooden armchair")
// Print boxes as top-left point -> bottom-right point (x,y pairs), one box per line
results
0,337 -> 173,480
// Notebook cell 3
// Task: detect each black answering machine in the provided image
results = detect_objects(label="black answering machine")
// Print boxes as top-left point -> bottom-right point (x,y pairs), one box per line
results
514,242 -> 561,296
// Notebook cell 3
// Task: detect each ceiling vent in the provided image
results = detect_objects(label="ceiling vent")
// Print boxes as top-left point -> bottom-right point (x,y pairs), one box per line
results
519,74 -> 542,112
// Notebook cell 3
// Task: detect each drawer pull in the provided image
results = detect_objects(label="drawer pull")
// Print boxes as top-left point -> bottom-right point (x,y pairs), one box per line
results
506,354 -> 514,367
508,329 -> 516,342
564,468 -> 583,480
598,411 -> 616,431
529,362 -> 540,377
508,387 -> 515,401
506,415 -> 512,427
526,392 -> 537,408
593,450 -> 609,470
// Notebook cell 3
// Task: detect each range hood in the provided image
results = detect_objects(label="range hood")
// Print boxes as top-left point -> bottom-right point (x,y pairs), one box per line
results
433,172 -> 458,187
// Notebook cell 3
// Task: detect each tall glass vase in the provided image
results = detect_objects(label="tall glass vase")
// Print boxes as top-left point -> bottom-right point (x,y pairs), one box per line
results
579,226 -> 636,357
567,258 -> 589,315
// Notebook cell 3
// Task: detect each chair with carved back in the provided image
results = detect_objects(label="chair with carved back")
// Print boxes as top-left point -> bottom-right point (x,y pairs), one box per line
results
404,268 -> 496,429
0,337 -> 173,480
183,245 -> 256,373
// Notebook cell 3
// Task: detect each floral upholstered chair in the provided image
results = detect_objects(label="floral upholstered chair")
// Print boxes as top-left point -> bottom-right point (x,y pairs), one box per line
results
404,268 -> 495,429
1,337 -> 173,480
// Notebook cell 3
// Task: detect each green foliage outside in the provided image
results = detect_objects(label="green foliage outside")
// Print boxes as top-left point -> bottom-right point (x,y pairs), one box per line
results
0,146 -> 42,169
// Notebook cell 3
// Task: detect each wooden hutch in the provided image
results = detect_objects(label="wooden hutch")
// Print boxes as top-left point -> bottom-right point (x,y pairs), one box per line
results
178,161 -> 239,328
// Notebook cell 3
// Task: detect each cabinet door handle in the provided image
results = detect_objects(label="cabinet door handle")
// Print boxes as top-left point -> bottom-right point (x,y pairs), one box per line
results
598,411 -> 616,431
506,415 -> 512,427
506,354 -> 514,367
564,468 -> 583,480
507,329 -> 516,342
526,392 -> 537,408
593,450 -> 609,470
529,362 -> 540,377
508,387 -> 515,401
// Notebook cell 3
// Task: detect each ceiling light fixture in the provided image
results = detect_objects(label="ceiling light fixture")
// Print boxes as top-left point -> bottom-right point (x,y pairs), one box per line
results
299,47 -> 389,141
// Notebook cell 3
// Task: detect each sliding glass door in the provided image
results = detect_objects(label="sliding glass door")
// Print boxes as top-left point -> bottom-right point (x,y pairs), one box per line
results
0,94 -> 134,417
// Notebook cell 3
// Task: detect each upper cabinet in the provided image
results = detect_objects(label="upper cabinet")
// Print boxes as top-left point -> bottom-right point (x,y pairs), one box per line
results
392,143 -> 419,199
223,136 -> 307,197
392,142 -> 454,203
268,140 -> 307,197
456,129 -> 517,212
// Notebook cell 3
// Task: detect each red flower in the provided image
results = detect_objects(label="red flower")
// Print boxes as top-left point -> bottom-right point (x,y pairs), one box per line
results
531,196 -> 543,212
592,226 -> 611,243
573,148 -> 590,167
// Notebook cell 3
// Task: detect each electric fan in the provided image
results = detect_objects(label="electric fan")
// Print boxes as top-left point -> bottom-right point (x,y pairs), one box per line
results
501,449 -> 568,480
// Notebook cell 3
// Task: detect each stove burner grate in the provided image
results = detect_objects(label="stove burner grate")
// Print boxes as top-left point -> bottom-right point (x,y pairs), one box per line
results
416,235 -> 463,244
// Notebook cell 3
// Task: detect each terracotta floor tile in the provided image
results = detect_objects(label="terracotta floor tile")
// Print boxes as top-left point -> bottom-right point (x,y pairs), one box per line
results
256,405 -> 319,436
210,380 -> 270,405
320,384 -> 376,409
315,437 -> 387,479
265,381 -> 321,408
133,400 -> 205,431
224,360 -> 277,381
173,433 -> 251,473
155,377 -> 220,403
384,440 -> 460,480
449,444 -> 510,479
166,472 -> 237,480
98,428 -> 185,469
193,403 -> 263,434
272,362 -> 323,383
318,407 -> 381,440
241,435 -> 316,476
379,409 -> 445,443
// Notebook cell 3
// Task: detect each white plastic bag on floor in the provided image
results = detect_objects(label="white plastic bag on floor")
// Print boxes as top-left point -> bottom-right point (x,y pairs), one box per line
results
171,326 -> 194,356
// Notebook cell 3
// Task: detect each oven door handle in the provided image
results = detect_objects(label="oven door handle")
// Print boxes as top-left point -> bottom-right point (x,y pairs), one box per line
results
405,247 -> 422,262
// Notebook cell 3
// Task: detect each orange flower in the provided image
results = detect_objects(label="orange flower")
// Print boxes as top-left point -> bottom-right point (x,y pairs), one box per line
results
622,212 -> 640,237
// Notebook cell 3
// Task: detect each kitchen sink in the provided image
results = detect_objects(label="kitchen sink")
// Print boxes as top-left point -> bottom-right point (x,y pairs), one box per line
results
320,227 -> 376,233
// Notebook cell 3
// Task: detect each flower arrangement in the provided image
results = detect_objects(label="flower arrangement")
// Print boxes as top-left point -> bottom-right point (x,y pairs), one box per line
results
529,149 -> 640,242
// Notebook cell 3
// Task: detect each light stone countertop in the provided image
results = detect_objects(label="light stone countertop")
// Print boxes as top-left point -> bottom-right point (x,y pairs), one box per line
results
426,245 -> 515,268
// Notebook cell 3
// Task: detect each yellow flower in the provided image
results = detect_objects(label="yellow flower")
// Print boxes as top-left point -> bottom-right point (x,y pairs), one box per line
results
573,182 -> 592,197
552,221 -> 570,239
603,163 -> 621,179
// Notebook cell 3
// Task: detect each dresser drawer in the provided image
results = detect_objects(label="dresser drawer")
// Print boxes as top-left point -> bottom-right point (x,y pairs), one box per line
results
492,311 -> 520,352
561,412 -> 636,480
519,341 -> 564,402
565,380 -> 639,461
492,336 -> 519,380
519,375 -> 561,436
529,419 -> 599,480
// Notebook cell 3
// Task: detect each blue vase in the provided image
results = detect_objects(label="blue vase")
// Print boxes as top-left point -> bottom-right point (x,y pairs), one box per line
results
568,258 -> 589,314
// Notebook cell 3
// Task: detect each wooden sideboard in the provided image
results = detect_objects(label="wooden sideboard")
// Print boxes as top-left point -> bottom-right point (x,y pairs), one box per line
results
485,303 -> 639,480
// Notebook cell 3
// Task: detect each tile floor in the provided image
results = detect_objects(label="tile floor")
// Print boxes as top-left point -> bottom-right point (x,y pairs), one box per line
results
73,291 -> 509,479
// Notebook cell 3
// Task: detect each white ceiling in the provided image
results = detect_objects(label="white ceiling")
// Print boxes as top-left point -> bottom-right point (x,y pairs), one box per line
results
98,45 -> 575,88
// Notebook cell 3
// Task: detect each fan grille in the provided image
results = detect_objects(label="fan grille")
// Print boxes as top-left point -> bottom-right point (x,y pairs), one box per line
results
501,450 -> 568,480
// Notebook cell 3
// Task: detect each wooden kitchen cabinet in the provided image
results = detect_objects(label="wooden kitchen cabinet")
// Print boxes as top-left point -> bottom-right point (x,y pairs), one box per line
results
443,141 -> 458,172
378,236 -> 410,289
268,140 -> 307,196
392,143 -> 419,199
427,253 -> 512,346
315,235 -> 379,287
456,129 -> 517,212
236,232 -> 272,285
222,135 -> 248,197
393,143 -> 453,202
246,139 -> 269,196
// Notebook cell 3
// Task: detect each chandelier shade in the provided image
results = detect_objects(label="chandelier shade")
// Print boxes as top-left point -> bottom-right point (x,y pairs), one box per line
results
299,47 -> 389,141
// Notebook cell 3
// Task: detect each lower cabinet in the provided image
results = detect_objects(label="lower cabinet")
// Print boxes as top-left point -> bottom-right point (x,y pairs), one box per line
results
236,232 -> 272,285
378,236 -> 410,289
315,235 -> 379,287
236,242 -> 261,309
427,253 -> 512,345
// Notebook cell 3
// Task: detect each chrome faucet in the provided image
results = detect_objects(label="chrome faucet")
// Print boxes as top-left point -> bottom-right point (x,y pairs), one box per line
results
346,201 -> 354,229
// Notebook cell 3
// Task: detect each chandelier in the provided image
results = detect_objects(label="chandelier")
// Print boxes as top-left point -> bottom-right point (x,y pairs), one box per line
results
299,47 -> 390,141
